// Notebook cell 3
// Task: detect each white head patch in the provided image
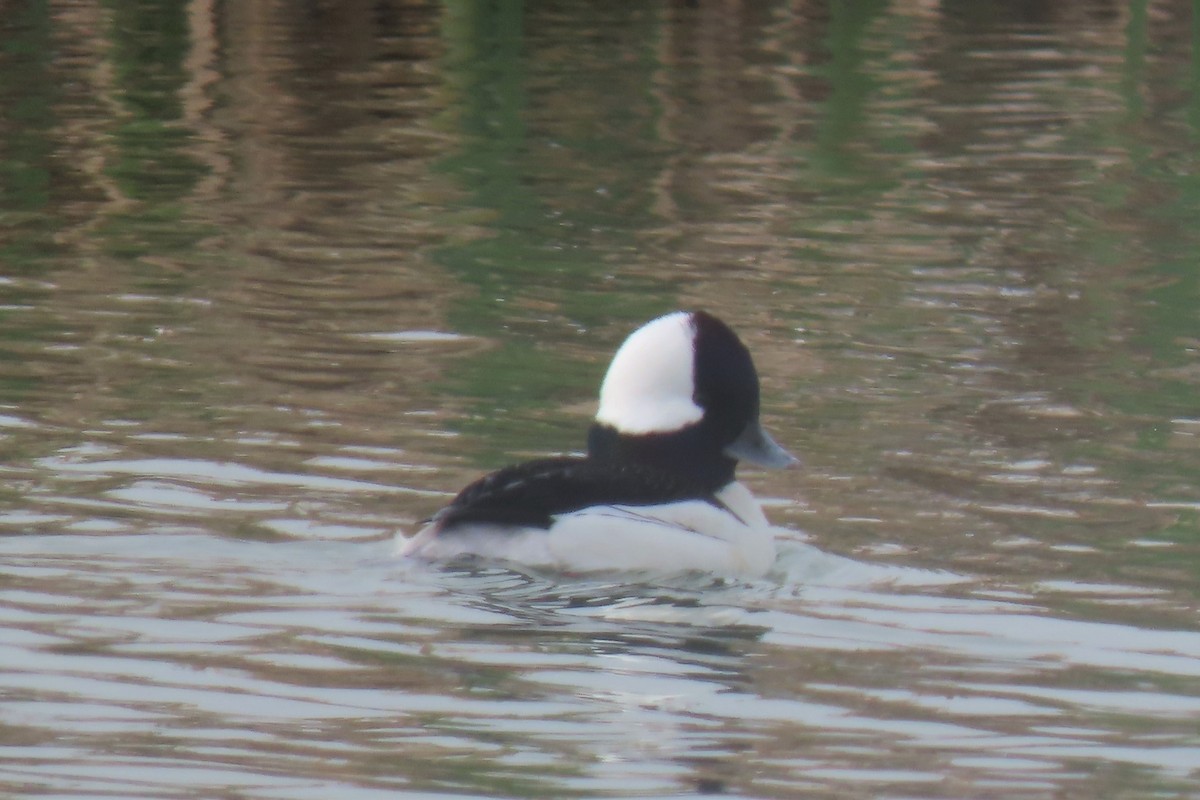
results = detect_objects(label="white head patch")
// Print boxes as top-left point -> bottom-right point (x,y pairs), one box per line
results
595,311 -> 703,434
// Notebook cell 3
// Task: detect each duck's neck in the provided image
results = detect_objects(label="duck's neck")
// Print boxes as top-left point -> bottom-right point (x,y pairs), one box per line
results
586,422 -> 737,492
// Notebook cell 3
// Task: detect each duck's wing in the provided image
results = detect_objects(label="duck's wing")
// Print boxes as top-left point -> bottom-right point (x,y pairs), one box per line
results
432,457 -> 720,533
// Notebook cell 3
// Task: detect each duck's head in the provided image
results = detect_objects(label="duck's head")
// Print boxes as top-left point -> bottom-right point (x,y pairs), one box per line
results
587,310 -> 797,488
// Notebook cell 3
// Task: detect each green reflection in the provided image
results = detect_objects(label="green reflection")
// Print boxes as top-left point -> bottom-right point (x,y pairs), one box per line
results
1045,0 -> 1200,553
0,0 -> 56,269
0,1 -> 68,408
99,0 -> 210,261
433,2 -> 675,462
811,0 -> 892,181
0,0 -> 215,417
1092,0 -> 1200,424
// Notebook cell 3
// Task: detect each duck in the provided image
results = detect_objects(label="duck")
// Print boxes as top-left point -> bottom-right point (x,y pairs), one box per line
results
397,310 -> 797,577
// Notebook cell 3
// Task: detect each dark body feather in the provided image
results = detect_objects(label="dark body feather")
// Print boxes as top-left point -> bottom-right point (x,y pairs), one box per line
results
432,457 -> 723,533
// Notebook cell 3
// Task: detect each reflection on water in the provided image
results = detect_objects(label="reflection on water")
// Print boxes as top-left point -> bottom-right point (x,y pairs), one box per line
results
2,1 -> 1199,798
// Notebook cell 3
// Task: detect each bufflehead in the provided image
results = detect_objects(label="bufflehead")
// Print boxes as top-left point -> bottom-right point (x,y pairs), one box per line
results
398,310 -> 797,576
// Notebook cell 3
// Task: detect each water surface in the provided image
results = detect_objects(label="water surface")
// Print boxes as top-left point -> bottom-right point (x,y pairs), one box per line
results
2,1 -> 1199,798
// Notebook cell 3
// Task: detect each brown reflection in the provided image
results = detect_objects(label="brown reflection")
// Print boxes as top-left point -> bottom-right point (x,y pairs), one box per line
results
181,0 -> 228,204
0,0 -> 482,538
46,0 -> 137,248
648,1 -> 821,252
205,0 -> 468,413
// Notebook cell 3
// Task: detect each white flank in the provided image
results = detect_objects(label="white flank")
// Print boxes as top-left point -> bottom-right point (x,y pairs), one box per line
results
398,481 -> 776,577
594,311 -> 703,434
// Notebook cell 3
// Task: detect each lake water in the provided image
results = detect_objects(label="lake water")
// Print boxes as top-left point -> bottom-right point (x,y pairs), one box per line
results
2,1 -> 1199,797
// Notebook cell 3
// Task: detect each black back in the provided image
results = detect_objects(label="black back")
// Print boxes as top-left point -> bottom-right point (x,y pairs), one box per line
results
433,457 -> 723,533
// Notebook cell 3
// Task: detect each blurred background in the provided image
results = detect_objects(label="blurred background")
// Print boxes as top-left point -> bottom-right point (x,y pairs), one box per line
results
2,1 -> 1199,798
